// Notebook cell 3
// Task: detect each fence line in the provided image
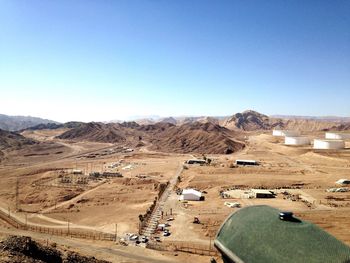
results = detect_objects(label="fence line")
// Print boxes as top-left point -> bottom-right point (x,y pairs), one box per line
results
147,240 -> 219,257
0,209 -> 115,242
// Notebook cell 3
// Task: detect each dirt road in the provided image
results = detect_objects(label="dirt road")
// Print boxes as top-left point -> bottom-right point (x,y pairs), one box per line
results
0,226 -> 176,263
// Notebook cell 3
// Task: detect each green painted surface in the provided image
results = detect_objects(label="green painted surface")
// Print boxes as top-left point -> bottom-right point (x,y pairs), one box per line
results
215,205 -> 350,263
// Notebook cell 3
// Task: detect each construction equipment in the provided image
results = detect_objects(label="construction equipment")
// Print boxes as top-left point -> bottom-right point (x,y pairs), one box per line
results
193,217 -> 200,224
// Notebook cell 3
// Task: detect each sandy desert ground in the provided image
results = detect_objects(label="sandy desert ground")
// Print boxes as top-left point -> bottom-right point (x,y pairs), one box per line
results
0,128 -> 349,262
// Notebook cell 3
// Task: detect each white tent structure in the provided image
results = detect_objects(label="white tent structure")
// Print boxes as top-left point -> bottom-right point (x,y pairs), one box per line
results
313,139 -> 345,150
285,136 -> 310,146
272,130 -> 300,137
325,132 -> 350,140
180,189 -> 202,201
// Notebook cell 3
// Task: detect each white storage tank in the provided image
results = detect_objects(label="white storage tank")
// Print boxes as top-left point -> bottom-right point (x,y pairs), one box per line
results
313,139 -> 345,150
325,132 -> 350,140
285,136 -> 310,146
273,130 -> 300,137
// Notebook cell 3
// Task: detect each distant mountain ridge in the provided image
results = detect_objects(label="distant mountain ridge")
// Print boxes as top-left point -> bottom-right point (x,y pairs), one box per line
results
22,121 -> 85,131
126,113 -> 350,128
271,115 -> 350,122
0,114 -> 59,131
222,110 -> 350,132
56,121 -> 245,154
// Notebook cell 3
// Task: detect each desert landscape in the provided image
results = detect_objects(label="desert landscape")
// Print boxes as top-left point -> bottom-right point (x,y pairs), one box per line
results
1,1 -> 349,261
0,110 -> 349,262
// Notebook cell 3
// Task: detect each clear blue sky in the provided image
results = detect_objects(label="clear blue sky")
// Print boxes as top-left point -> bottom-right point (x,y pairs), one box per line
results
0,0 -> 349,122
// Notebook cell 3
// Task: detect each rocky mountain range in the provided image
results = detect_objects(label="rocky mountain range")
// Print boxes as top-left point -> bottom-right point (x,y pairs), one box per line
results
128,111 -> 350,132
0,114 -> 58,131
2,110 -> 350,155
57,121 -> 245,154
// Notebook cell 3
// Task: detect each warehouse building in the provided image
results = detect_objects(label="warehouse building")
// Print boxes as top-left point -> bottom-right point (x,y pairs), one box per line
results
251,189 -> 275,198
235,159 -> 259,166
186,159 -> 206,165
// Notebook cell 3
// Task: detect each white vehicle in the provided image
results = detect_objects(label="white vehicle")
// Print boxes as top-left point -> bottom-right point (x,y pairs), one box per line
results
224,202 -> 241,208
129,234 -> 138,241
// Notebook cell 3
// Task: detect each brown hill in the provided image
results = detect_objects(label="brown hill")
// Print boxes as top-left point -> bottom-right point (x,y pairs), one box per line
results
57,122 -> 129,143
322,123 -> 350,131
222,110 -> 276,131
147,122 -> 244,154
0,128 -> 36,161
158,117 -> 177,125
0,128 -> 36,150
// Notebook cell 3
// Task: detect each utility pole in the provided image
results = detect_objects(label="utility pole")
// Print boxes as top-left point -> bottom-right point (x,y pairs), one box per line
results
209,234 -> 212,251
15,177 -> 19,211
67,219 -> 70,236
115,223 -> 118,242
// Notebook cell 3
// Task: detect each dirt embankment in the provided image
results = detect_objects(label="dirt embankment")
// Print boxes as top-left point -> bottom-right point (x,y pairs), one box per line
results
0,235 -> 110,263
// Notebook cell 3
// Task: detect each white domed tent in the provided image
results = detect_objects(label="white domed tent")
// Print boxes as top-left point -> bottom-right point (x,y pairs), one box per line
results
313,139 -> 345,150
180,189 -> 202,201
285,136 -> 310,146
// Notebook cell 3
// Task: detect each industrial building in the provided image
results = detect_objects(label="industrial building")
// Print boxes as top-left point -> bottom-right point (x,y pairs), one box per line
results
284,136 -> 310,146
251,189 -> 275,198
235,159 -> 259,166
325,132 -> 350,140
180,189 -> 203,201
272,130 -> 300,137
313,139 -> 345,150
186,159 -> 206,165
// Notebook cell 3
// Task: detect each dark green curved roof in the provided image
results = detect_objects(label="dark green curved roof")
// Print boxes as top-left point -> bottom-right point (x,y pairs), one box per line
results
215,205 -> 350,263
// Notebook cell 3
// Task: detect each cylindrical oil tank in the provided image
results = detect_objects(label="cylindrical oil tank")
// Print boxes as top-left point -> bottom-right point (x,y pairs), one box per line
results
273,130 -> 300,137
313,139 -> 345,150
325,132 -> 350,140
285,136 -> 310,146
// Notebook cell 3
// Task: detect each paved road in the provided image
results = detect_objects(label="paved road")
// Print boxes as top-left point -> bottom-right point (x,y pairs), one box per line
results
142,163 -> 183,236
